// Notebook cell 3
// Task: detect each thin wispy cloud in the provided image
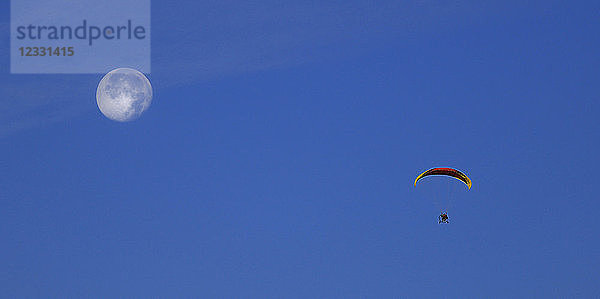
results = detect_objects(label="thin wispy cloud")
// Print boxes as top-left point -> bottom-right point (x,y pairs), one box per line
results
0,75 -> 97,138
1,1 -> 498,138
151,1 -> 449,86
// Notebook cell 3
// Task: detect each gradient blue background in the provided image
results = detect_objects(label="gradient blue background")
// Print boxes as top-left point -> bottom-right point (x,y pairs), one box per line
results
1,0 -> 599,297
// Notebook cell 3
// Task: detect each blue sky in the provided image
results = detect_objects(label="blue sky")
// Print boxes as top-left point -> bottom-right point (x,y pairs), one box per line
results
2,0 -> 600,297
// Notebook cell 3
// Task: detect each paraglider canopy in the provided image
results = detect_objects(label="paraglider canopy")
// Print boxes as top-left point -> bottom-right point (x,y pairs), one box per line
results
414,167 -> 472,189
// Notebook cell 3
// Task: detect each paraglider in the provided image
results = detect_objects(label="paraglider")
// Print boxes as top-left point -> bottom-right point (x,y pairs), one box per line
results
414,167 -> 471,224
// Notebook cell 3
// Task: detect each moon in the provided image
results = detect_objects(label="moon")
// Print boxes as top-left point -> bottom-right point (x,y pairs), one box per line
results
96,68 -> 153,122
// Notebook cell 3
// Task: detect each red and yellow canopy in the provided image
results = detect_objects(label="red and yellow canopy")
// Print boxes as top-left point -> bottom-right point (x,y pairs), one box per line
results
414,167 -> 472,189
